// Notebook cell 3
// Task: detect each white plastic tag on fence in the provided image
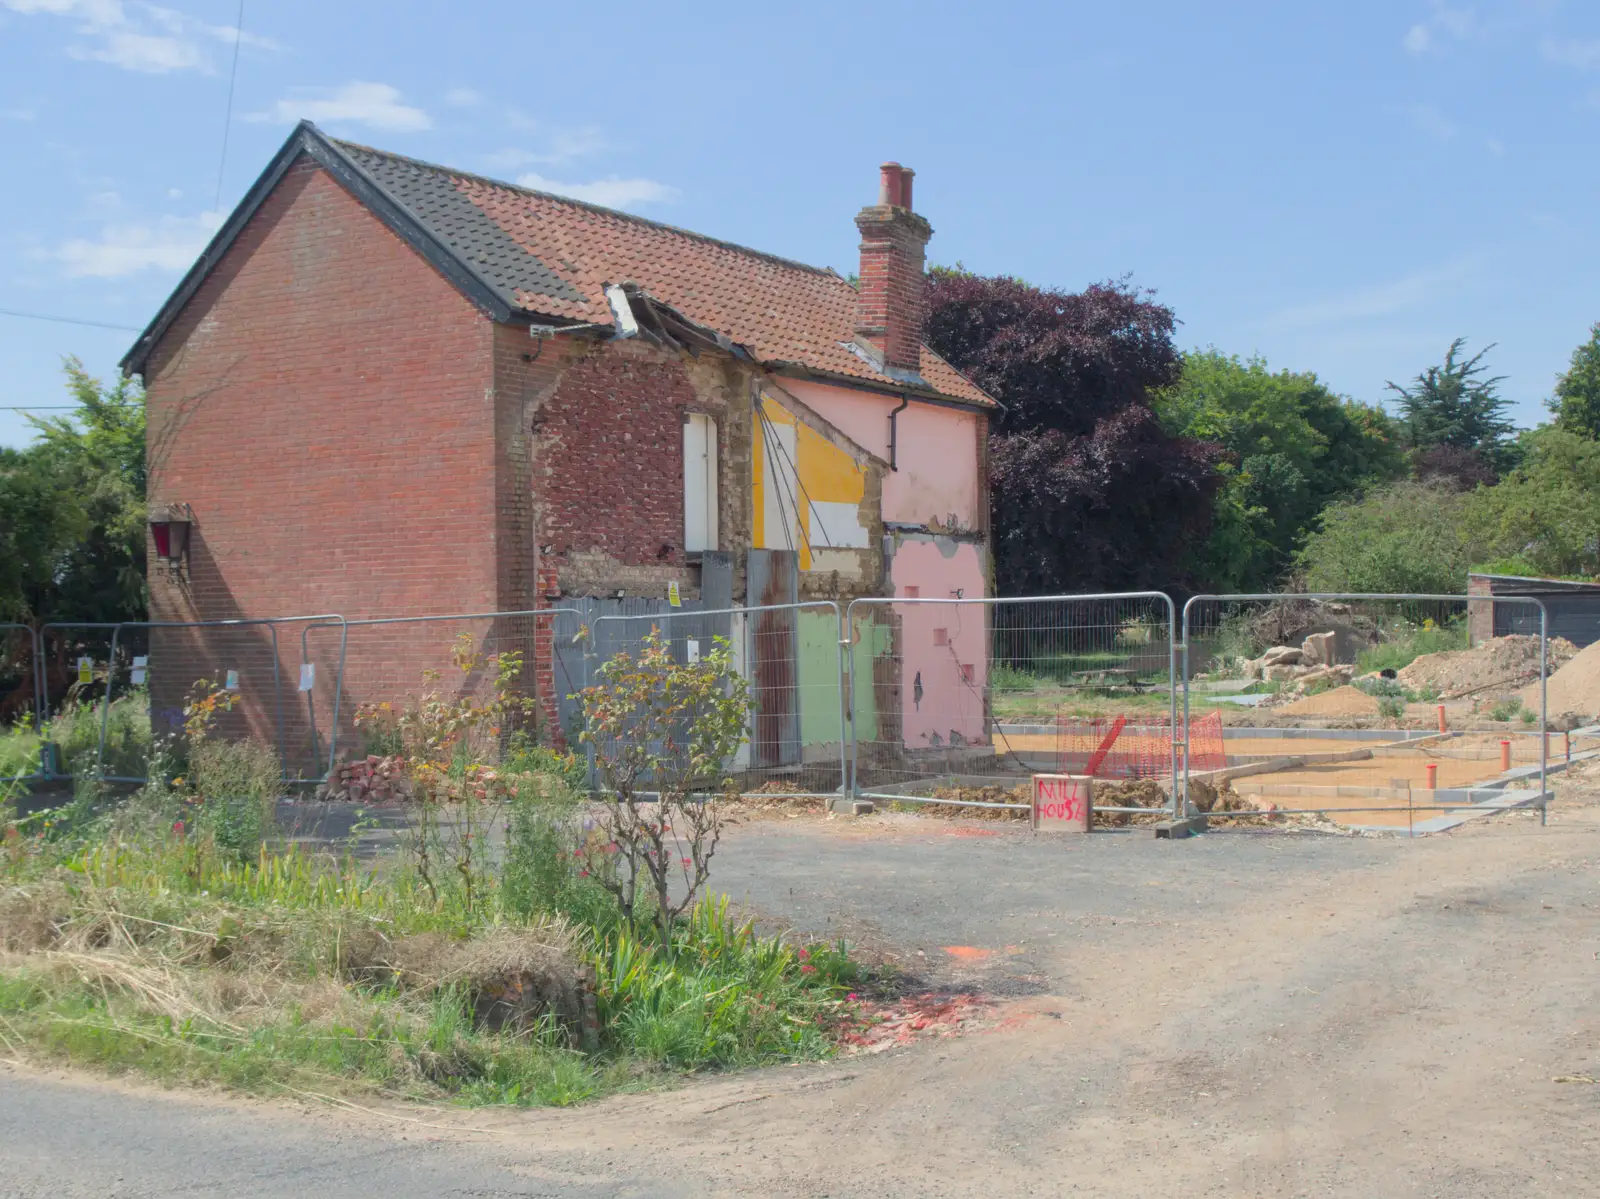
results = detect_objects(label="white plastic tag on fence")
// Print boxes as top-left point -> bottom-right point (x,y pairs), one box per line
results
687,639 -> 700,664
225,669 -> 240,692
77,656 -> 92,685
298,663 -> 315,692
131,655 -> 147,685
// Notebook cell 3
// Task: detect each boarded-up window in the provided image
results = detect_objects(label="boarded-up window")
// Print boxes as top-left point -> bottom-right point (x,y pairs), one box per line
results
684,413 -> 718,552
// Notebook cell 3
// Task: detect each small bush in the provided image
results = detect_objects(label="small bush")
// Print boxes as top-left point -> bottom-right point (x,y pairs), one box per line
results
1521,707 -> 1538,726
1488,698 -> 1523,722
502,736 -> 588,792
186,738 -> 279,860
1356,622 -> 1468,675
990,664 -> 1037,693
1377,696 -> 1406,720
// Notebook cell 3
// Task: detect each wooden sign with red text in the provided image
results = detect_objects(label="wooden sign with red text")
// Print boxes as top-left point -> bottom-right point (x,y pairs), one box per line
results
1032,774 -> 1092,833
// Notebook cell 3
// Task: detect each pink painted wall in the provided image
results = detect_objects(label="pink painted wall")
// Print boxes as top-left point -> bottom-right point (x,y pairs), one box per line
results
888,538 -> 989,747
782,379 -> 984,532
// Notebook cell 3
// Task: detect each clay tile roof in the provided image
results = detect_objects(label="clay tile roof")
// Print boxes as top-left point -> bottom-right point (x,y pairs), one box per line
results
329,137 -> 993,408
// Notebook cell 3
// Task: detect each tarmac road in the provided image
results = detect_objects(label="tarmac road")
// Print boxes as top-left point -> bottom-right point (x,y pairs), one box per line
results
3,793 -> 1599,1197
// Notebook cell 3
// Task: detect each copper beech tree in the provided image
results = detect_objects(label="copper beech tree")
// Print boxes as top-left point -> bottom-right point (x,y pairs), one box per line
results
577,629 -> 751,941
922,270 -> 1223,595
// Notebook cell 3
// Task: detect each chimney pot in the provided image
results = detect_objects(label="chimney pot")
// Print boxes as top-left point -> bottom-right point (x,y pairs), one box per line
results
878,161 -> 903,207
900,168 -> 914,211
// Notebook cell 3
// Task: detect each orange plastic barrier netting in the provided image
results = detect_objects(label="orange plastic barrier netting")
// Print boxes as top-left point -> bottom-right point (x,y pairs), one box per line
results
1054,711 -> 1226,779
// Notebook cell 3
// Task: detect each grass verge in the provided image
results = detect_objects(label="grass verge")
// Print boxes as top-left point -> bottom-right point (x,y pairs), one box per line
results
0,780 -> 862,1108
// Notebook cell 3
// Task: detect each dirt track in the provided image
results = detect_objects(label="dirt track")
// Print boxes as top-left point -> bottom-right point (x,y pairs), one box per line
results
4,783 -> 1600,1197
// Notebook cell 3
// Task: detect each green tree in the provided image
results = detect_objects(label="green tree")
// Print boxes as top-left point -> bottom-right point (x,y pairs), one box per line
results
0,358 -> 147,624
1387,338 -> 1516,480
1550,323 -> 1600,440
1464,426 -> 1600,578
1153,350 -> 1404,590
1297,482 -> 1476,594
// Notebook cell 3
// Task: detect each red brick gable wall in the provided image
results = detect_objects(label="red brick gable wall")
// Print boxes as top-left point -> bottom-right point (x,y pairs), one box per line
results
142,156 -> 499,764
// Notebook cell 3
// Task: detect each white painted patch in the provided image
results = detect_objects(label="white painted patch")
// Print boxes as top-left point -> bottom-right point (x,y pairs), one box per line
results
808,499 -> 871,549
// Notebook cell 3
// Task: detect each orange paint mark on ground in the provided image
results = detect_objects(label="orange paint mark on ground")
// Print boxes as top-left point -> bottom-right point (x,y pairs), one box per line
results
942,946 -> 994,961
942,826 -> 1000,838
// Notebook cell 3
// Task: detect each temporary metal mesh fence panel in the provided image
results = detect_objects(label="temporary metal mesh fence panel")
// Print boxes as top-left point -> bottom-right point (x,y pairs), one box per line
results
299,609 -> 584,781
1181,593 -> 1549,824
846,593 -> 1178,812
588,602 -> 847,796
30,616 -> 347,784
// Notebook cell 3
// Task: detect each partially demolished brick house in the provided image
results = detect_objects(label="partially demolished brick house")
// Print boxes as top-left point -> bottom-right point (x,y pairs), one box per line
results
124,121 -> 995,778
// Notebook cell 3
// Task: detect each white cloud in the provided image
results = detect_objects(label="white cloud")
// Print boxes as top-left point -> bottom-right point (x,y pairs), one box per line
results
1,104 -> 37,121
75,27 -> 202,70
249,81 -> 432,132
1265,261 -> 1478,330
2,0 -> 276,74
515,171 -> 678,210
492,115 -> 616,167
1401,2 -> 1479,54
1541,36 -> 1600,69
54,209 -> 222,277
1408,102 -> 1457,140
443,87 -> 483,108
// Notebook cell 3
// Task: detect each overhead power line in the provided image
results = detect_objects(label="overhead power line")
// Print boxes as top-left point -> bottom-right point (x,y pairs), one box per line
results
215,0 -> 246,209
0,307 -> 142,333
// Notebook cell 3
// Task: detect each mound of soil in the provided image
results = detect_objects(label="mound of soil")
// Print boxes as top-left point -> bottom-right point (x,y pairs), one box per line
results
1093,778 -> 1169,826
1399,635 -> 1576,700
1518,638 -> 1600,720
342,924 -> 592,1045
1277,685 -> 1382,717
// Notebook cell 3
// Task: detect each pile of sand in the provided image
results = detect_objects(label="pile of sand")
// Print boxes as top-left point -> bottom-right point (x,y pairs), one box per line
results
1277,685 -> 1382,717
1517,638 -> 1600,720
1398,635 -> 1577,699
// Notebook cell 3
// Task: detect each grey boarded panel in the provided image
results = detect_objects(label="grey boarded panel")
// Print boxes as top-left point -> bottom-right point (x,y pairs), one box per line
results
747,550 -> 801,768
700,552 -> 734,613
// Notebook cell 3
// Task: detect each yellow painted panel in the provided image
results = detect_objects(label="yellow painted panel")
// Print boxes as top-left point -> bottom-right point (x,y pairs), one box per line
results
753,393 -> 870,570
796,421 -> 866,503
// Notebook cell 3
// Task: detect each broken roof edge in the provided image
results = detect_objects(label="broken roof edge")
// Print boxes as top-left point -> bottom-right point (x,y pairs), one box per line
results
121,120 -> 522,377
328,136 -> 847,284
767,361 -> 1000,413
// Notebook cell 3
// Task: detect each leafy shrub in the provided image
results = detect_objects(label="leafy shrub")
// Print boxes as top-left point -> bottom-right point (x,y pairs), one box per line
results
1488,698 -> 1523,722
1376,696 -> 1406,720
186,738 -> 279,859
1356,621 -> 1468,675
503,735 -> 587,792
990,664 -> 1037,693
1299,482 -> 1474,595
578,629 -> 752,940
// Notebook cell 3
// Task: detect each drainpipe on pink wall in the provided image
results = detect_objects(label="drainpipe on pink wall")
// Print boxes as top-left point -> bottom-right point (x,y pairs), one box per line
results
887,395 -> 910,470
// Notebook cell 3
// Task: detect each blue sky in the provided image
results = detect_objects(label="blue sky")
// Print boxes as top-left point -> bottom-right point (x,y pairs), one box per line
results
3,0 -> 1599,447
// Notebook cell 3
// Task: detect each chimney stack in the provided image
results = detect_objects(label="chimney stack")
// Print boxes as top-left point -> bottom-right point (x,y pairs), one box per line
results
855,161 -> 932,375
